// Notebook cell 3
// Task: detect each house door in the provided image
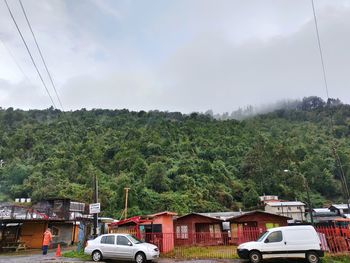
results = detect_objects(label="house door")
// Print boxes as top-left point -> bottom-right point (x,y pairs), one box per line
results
195,224 -> 208,244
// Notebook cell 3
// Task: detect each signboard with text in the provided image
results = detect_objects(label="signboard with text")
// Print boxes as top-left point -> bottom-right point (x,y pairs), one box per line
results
89,203 -> 100,214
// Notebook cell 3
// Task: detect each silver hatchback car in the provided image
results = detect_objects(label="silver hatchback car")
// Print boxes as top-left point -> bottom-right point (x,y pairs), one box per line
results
84,233 -> 160,262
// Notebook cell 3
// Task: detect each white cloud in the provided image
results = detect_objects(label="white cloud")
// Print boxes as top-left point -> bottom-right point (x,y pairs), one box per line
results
90,0 -> 123,19
0,0 -> 350,113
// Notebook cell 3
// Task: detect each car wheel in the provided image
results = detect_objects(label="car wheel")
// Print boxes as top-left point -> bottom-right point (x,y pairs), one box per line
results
306,251 -> 320,263
135,252 -> 146,263
92,250 -> 103,262
249,251 -> 262,263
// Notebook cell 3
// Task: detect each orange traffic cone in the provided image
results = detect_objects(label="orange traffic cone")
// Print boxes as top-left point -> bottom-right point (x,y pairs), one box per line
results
55,244 -> 61,257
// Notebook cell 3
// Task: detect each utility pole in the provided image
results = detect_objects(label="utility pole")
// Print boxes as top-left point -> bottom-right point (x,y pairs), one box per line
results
333,147 -> 350,213
124,188 -> 130,220
93,174 -> 99,238
284,169 -> 313,224
303,176 -> 314,225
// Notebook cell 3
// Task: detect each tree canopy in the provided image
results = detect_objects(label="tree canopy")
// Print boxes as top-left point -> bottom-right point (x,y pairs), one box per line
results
0,97 -> 349,217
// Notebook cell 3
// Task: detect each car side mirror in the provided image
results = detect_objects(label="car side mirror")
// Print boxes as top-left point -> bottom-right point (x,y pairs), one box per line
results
128,242 -> 133,246
265,239 -> 270,243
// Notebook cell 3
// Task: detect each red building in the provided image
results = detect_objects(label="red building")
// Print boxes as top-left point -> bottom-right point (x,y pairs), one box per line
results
227,210 -> 291,244
109,211 -> 176,253
173,213 -> 225,246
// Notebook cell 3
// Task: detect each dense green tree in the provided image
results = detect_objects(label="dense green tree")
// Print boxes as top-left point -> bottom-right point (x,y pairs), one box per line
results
0,97 -> 349,216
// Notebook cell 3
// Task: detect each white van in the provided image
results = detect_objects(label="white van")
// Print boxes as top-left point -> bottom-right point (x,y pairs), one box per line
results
237,225 -> 324,263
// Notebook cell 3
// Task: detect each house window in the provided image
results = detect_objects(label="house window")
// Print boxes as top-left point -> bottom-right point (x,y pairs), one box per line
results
51,226 -> 59,237
209,224 -> 221,238
288,207 -> 291,211
176,225 -> 188,239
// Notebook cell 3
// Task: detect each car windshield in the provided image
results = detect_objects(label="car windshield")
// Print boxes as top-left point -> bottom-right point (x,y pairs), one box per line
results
256,231 -> 269,242
127,235 -> 143,244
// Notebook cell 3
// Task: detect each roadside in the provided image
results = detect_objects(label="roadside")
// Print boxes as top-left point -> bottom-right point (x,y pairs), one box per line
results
0,248 -> 349,263
0,253 -> 243,263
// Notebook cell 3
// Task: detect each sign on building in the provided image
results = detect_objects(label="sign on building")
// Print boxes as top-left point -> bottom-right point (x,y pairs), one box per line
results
89,203 -> 100,214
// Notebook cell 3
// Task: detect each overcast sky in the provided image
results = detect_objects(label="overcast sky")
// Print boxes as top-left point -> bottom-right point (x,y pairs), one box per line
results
0,0 -> 350,113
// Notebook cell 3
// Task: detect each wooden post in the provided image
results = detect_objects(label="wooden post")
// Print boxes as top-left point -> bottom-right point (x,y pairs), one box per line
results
124,188 -> 130,219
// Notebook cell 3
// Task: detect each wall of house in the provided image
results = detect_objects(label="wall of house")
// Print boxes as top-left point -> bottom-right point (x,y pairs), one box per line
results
174,215 -> 223,246
20,222 -> 47,248
51,223 -> 74,246
265,205 -> 305,221
72,224 -> 79,243
152,215 -> 174,252
232,213 -> 288,230
152,215 -> 174,233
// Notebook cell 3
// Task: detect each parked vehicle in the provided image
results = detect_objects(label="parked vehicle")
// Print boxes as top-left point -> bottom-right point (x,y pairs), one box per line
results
237,225 -> 324,263
84,233 -> 159,262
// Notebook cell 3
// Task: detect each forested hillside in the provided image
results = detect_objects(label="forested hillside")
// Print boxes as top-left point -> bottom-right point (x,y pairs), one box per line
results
0,96 -> 349,217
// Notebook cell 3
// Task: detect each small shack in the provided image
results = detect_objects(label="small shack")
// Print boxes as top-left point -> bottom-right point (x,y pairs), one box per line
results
173,213 -> 225,246
0,199 -> 87,251
109,211 -> 177,252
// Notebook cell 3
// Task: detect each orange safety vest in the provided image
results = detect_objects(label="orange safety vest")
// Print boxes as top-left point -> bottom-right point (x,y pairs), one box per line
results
43,230 -> 52,246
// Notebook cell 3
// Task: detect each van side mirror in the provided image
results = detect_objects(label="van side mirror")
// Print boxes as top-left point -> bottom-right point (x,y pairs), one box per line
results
265,238 -> 270,243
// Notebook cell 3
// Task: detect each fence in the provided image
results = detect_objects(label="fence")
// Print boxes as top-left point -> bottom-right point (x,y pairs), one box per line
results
137,226 -> 350,258
316,226 -> 350,253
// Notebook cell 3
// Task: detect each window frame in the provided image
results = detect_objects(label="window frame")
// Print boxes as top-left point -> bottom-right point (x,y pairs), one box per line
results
209,224 -> 221,238
176,225 -> 188,239
51,226 -> 59,237
117,235 -> 131,246
100,235 -> 116,245
265,231 -> 283,243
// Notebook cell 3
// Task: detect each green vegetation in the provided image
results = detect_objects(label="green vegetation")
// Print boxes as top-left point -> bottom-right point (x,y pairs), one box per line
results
62,250 -> 90,260
0,96 -> 349,218
163,245 -> 238,259
324,254 -> 350,263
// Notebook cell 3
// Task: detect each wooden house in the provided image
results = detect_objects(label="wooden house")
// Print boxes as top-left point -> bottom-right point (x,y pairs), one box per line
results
227,210 -> 291,244
173,213 -> 225,246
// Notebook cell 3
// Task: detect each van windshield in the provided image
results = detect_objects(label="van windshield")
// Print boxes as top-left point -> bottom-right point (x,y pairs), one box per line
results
256,231 -> 269,242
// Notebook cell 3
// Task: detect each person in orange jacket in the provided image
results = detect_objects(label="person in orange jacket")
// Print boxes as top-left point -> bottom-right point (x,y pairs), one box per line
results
42,228 -> 53,255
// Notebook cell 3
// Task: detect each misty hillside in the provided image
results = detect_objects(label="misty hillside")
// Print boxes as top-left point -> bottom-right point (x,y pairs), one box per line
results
0,96 -> 349,217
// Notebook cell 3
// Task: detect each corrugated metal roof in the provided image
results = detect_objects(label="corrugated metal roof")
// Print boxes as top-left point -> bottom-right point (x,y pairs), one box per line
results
266,201 -> 305,207
331,204 -> 350,210
176,212 -> 224,221
313,208 -> 331,213
227,210 -> 292,221
198,211 -> 244,220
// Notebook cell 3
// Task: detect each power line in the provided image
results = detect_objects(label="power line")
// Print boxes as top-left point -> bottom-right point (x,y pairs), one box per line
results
18,0 -> 65,112
0,39 -> 32,84
3,0 -> 57,108
310,0 -> 350,209
311,0 -> 330,99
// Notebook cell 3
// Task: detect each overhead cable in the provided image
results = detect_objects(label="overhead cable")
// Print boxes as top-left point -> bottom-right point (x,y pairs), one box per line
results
3,0 -> 57,108
19,0 -> 65,111
0,39 -> 33,84
311,0 -> 350,207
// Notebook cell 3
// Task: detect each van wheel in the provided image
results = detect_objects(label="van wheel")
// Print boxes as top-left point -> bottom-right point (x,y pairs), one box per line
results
92,250 -> 103,262
249,251 -> 262,263
306,251 -> 320,263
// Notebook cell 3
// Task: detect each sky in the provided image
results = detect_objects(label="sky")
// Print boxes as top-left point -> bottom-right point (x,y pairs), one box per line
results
0,0 -> 350,114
